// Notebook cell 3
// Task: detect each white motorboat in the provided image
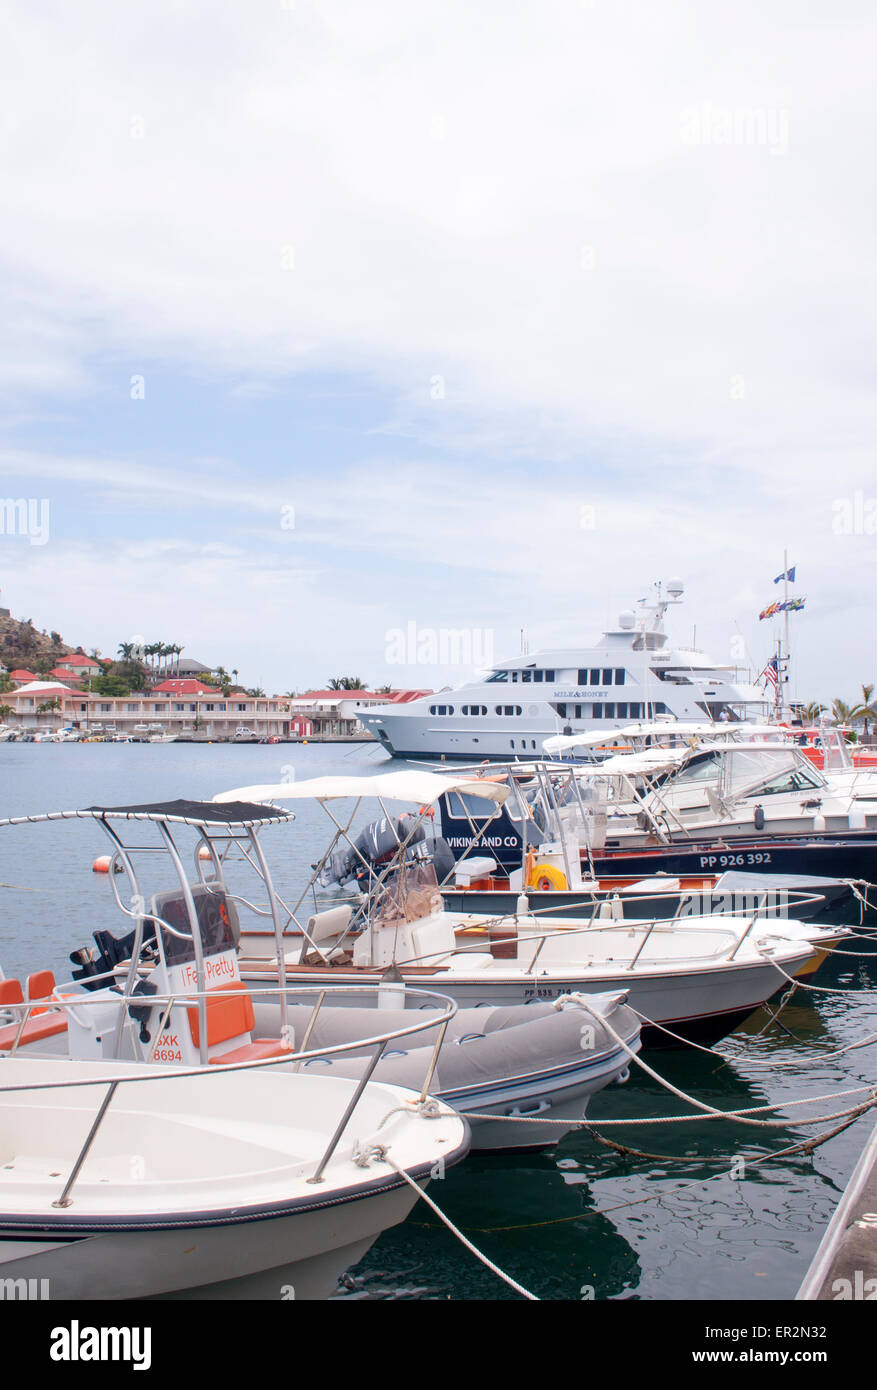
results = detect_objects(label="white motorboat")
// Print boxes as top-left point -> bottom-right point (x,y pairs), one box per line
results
357,581 -> 771,760
0,800 -> 473,1297
0,1054 -> 468,1300
210,773 -> 827,1045
540,729 -> 877,845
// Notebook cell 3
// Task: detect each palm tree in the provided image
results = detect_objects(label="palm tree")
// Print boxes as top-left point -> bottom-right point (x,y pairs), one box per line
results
37,699 -> 61,716
831,698 -> 855,726
328,676 -> 366,690
117,642 -> 134,662
144,642 -> 158,681
852,683 -> 877,738
798,701 -> 827,722
0,703 -> 13,723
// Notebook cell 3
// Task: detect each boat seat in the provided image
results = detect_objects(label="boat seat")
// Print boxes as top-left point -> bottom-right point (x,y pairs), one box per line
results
302,906 -> 353,964
0,1012 -> 68,1050
0,976 -> 68,1049
186,980 -> 290,1063
27,969 -> 56,1016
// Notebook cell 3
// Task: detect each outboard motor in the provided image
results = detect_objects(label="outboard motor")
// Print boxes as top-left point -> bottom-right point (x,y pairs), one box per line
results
428,836 -> 456,884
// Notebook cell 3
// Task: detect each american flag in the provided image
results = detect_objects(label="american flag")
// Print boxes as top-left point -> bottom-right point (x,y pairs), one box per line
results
761,656 -> 779,690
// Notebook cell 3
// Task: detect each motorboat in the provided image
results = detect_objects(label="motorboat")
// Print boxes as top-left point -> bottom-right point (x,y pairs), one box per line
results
356,581 -> 771,760
210,774 -> 830,1045
432,736 -> 877,885
0,1055 -> 468,1300
0,800 -> 471,1297
433,755 -> 874,913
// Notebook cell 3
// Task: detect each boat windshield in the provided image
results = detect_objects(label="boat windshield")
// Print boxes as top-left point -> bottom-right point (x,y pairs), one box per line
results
724,749 -> 823,794
372,860 -> 443,928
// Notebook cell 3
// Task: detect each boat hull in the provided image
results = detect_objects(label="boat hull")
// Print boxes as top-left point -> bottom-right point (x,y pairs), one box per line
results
0,1179 -> 426,1300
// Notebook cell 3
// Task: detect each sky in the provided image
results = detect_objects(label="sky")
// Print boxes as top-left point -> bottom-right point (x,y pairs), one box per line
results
0,1 -> 875,703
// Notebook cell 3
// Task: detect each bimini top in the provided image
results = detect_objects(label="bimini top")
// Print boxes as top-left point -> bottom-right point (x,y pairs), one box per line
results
0,799 -> 295,830
543,721 -> 784,755
572,749 -> 691,777
213,771 -> 511,807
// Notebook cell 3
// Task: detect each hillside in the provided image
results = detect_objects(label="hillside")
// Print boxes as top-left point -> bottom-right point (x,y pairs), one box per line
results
0,611 -> 81,675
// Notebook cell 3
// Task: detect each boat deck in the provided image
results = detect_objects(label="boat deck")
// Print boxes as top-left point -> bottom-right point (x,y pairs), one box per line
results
797,1116 -> 877,1299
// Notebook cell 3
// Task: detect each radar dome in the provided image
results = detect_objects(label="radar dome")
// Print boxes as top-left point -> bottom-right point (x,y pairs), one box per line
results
618,610 -> 636,629
666,578 -> 684,597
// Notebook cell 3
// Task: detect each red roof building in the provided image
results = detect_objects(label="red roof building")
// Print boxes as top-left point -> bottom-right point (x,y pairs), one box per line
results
152,679 -> 215,696
55,655 -> 103,674
8,669 -> 38,685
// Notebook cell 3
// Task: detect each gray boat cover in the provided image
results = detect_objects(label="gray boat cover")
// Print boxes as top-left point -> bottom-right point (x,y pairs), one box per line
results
252,994 -> 640,1095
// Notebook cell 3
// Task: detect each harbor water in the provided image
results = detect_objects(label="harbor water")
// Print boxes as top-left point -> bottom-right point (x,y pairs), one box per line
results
1,740 -> 875,1302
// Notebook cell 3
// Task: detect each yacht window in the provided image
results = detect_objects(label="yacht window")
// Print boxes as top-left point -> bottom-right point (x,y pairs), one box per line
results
555,703 -> 567,718
511,672 -> 518,682
578,670 -> 588,685
605,703 -> 615,718
592,703 -> 603,718
544,669 -> 555,681
574,705 -> 582,719
616,703 -> 627,718
533,670 -> 543,682
522,670 -> 532,682
602,669 -> 613,685
514,706 -> 522,715
429,705 -> 436,715
590,669 -> 600,685
486,670 -> 508,682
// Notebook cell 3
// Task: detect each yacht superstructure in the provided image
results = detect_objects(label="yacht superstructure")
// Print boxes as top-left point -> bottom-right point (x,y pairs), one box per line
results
360,582 -> 769,760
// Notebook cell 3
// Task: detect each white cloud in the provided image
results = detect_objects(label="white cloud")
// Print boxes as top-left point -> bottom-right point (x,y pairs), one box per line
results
0,2 -> 875,704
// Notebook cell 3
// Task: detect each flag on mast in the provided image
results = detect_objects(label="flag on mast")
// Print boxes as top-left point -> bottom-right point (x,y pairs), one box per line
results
773,565 -> 796,584
760,656 -> 779,691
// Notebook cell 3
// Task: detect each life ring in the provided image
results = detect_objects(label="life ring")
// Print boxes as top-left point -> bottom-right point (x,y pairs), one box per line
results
527,862 -> 569,892
418,805 -> 435,819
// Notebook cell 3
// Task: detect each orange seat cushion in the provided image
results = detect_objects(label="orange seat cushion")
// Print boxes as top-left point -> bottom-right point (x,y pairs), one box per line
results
0,1013 -> 68,1050
0,980 -> 24,1006
187,980 -> 255,1049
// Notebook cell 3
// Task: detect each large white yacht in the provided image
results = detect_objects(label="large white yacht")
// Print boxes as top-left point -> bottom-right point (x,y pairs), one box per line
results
361,581 -> 771,760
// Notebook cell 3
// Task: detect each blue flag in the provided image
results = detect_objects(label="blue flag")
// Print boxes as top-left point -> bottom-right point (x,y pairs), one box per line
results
773,566 -> 796,584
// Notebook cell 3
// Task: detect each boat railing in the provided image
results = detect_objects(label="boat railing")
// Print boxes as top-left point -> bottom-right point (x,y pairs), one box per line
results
0,982 -> 459,1206
396,893 -> 820,973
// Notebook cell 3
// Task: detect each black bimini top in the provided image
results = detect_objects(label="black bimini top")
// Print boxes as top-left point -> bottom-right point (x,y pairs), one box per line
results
0,800 -> 293,830
84,799 -> 292,826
